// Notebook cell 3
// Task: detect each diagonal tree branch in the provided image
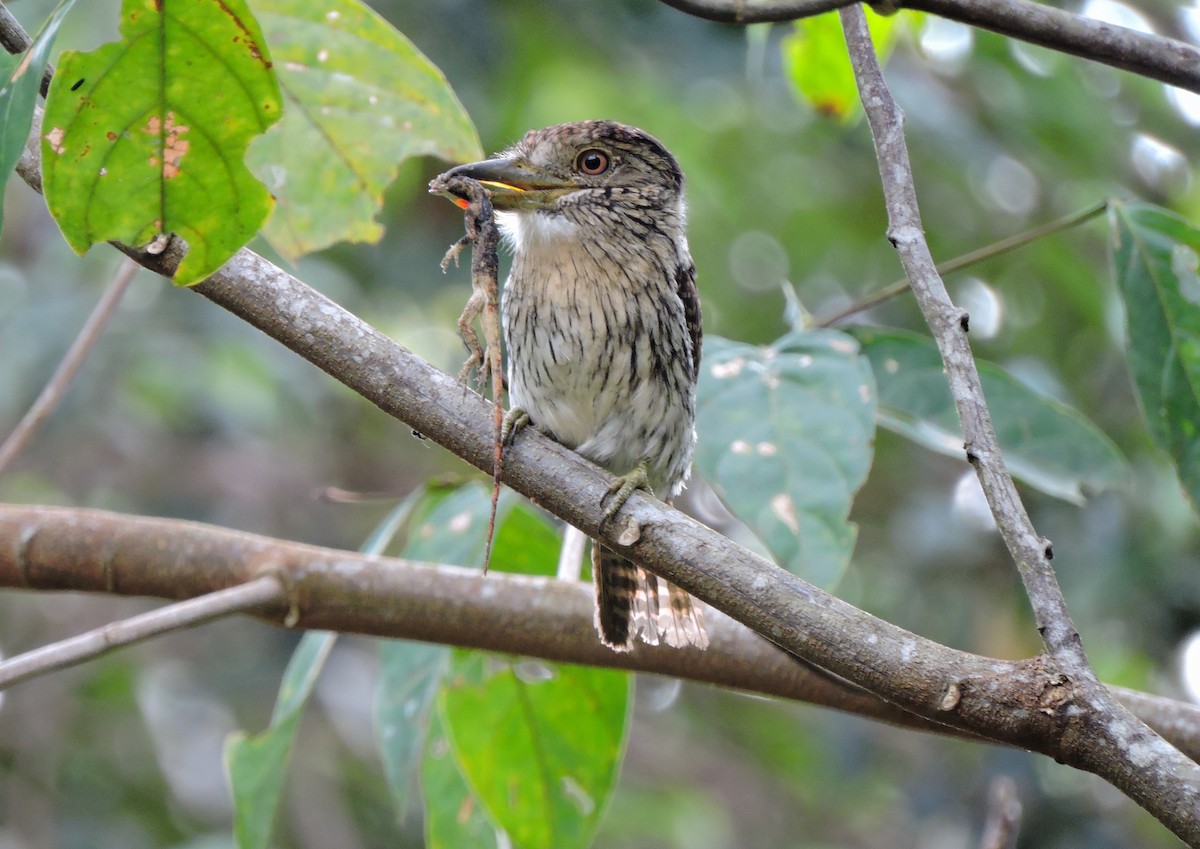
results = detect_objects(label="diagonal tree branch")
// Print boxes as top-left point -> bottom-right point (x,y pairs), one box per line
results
839,5 -> 1200,844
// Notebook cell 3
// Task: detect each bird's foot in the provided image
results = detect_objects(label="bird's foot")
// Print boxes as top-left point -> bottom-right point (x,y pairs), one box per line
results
599,461 -> 653,534
500,407 -> 531,445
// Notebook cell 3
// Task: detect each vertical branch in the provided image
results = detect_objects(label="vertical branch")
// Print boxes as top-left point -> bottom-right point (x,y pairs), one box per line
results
837,5 -> 1079,667
839,9 -> 1200,846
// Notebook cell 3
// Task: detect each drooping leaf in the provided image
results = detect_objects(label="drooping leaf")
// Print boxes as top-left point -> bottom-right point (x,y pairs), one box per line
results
422,713 -> 501,849
225,631 -> 336,849
41,0 -> 282,285
0,0 -> 81,235
376,485 -> 486,826
695,330 -> 876,587
398,485 -> 630,849
852,327 -> 1127,503
440,651 -> 630,849
246,0 -> 481,261
1109,201 -> 1200,511
227,492 -> 418,849
782,8 -> 903,121
377,641 -> 449,823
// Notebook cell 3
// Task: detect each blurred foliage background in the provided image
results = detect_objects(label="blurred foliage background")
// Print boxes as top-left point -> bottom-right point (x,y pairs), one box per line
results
3,0 -> 1200,846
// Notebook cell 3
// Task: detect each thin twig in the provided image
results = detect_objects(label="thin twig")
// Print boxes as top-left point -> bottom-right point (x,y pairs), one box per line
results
557,525 -> 587,582
978,776 -> 1022,849
654,0 -> 1200,94
840,7 -> 1200,844
0,574 -> 285,690
816,199 -> 1111,327
0,257 -> 139,478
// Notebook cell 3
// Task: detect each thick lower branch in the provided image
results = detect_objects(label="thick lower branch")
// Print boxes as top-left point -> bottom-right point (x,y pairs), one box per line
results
4,502 -> 1200,765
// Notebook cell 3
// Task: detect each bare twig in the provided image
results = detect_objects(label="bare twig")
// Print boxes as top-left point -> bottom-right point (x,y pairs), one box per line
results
654,0 -> 1200,95
840,6 -> 1200,844
815,199 -> 1111,327
0,574 -> 285,690
557,525 -> 587,581
978,776 -> 1022,849
0,257 -> 139,478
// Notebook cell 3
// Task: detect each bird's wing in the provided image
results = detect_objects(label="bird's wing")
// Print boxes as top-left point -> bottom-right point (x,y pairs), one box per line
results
676,260 -> 702,379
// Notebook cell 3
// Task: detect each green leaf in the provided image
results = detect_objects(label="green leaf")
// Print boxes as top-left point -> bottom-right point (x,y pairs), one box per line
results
852,327 -> 1126,503
695,330 -> 876,587
1109,201 -> 1200,511
375,485 -> 482,827
246,0 -> 481,261
225,631 -> 336,849
402,483 -> 561,577
379,484 -> 561,821
782,8 -> 902,121
41,0 -> 282,285
440,652 -> 630,849
401,485 -> 630,848
422,713 -> 501,849
0,0 -> 81,236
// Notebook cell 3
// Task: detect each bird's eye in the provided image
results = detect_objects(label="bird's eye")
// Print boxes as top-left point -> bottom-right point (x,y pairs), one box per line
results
575,149 -> 610,176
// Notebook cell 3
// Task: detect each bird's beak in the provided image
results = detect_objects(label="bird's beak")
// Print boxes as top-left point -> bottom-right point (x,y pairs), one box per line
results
432,157 -> 572,211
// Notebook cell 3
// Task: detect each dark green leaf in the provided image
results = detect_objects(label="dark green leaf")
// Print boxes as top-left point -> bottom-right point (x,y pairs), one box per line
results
246,0 -> 481,261
41,0 -> 281,284
1109,201 -> 1200,511
376,641 -> 449,822
440,651 -> 630,849
695,330 -> 876,587
852,327 -> 1126,503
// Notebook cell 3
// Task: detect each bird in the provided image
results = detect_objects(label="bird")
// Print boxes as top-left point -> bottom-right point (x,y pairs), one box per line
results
437,120 -> 708,652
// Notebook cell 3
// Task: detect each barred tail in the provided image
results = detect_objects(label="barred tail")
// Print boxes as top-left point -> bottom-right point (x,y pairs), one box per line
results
594,545 -> 639,651
593,545 -> 708,652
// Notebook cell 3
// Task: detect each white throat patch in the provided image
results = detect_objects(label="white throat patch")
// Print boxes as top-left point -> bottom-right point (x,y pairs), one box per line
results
497,210 -> 581,254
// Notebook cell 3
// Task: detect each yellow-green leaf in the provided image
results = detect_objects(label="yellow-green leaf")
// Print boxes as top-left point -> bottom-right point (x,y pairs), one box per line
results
782,9 -> 903,122
247,0 -> 482,261
41,0 -> 281,285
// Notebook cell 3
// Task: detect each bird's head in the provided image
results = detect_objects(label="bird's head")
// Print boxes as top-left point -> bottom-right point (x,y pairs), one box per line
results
433,120 -> 685,220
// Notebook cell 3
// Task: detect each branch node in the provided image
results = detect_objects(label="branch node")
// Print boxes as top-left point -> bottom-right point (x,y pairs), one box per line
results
617,516 -> 642,547
940,681 -> 962,711
959,310 -> 971,333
